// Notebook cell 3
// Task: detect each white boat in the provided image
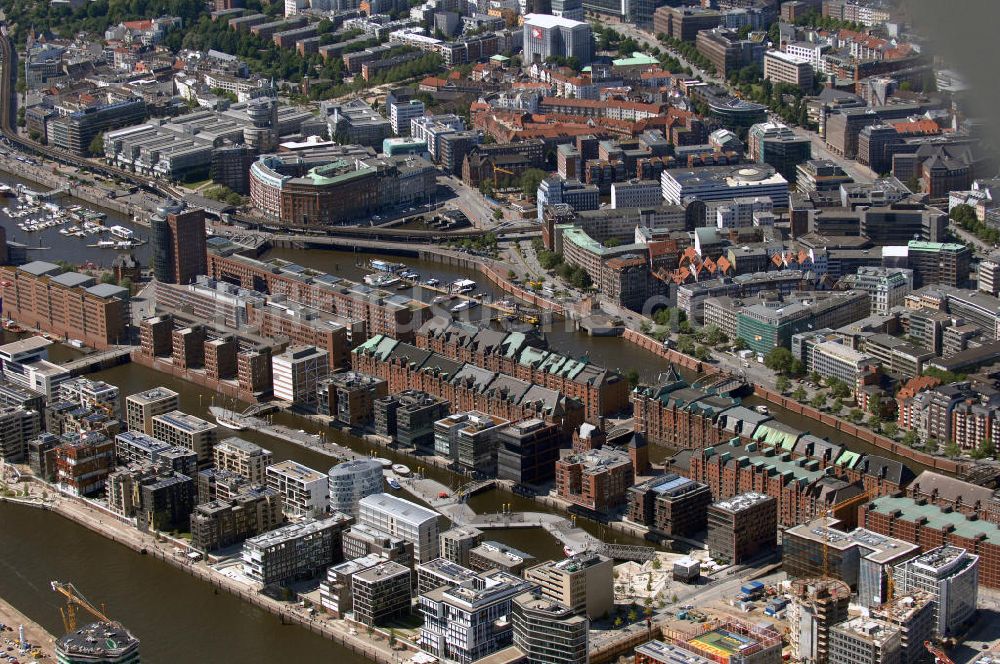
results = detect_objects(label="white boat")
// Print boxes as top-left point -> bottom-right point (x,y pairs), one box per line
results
95,240 -> 116,249
387,478 -> 402,490
450,279 -> 477,294
364,273 -> 401,287
211,407 -> 249,431
755,405 -> 769,415
424,278 -> 440,287
374,457 -> 393,469
451,300 -> 480,313
115,241 -> 134,249
370,259 -> 405,273
109,225 -> 134,240
391,464 -> 411,476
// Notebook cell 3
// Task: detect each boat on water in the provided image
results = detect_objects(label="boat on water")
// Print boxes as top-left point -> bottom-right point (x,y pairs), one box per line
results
432,294 -> 456,305
449,279 -> 477,294
424,278 -> 440,287
364,273 -> 401,288
399,270 -> 419,279
392,464 -> 411,476
451,300 -> 480,313
375,457 -> 393,469
370,259 -> 405,273
0,184 -> 14,197
92,240 -> 116,249
211,407 -> 249,431
755,405 -> 769,415
109,225 -> 134,240
387,478 -> 402,490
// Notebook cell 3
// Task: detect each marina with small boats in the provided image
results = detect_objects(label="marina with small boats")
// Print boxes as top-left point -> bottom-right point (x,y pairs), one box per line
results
4,185 -> 147,253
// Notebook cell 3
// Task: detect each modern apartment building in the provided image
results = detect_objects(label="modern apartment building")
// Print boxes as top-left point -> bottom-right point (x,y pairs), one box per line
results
524,553 -> 613,619
114,431 -> 198,477
125,387 -> 180,435
151,410 -> 218,468
707,492 -> 778,564
358,493 -> 441,563
213,437 -> 273,485
352,561 -> 412,626
894,546 -> 979,638
0,406 -> 41,463
418,569 -> 535,664
522,14 -> 592,65
439,526 -> 483,568
241,514 -> 352,586
327,458 -> 384,518
272,345 -> 330,409
190,487 -> 284,551
266,460 -> 330,518
150,201 -> 207,285
512,593 -> 589,664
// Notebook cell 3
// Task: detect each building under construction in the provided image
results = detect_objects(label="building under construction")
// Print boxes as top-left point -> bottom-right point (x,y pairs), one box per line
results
51,581 -> 140,664
56,621 -> 141,664
788,577 -> 851,664
661,618 -> 783,664
870,592 -> 935,664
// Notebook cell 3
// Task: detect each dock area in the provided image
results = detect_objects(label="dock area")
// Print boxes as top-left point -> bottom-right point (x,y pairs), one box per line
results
0,595 -> 57,660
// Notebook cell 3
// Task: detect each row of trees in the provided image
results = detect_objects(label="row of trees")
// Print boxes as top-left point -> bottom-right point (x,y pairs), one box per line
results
950,203 -> 1000,246
655,34 -> 717,77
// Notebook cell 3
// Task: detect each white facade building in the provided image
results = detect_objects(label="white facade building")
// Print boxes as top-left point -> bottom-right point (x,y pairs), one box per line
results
358,493 -> 441,562
327,458 -> 384,517
272,346 -> 329,408
266,459 -> 330,518
611,180 -> 663,209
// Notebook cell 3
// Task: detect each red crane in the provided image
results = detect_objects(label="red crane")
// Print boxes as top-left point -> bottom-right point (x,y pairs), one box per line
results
925,641 -> 955,664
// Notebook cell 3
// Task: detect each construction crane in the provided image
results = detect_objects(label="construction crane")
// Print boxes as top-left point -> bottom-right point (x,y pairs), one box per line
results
50,581 -> 113,634
821,488 -> 875,577
924,641 -> 955,664
493,166 -> 515,188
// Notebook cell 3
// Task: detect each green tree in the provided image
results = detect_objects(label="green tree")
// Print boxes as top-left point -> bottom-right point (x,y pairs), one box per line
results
764,347 -> 794,374
810,393 -> 827,410
791,386 -> 807,402
604,238 -> 621,248
775,375 -> 791,393
902,429 -> 919,447
883,422 -> 898,438
944,441 -> 961,458
626,369 -> 640,389
848,408 -> 863,423
519,168 -> 548,197
388,630 -> 397,648
973,437 -> 997,460
627,608 -> 638,623
809,371 -> 822,385
493,208 -> 504,221
88,131 -> 105,157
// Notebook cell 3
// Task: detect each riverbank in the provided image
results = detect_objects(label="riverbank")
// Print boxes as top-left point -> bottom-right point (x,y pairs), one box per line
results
0,594 -> 56,660
0,486 -> 413,664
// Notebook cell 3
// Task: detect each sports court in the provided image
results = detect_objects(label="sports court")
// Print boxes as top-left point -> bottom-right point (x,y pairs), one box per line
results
687,628 -> 755,660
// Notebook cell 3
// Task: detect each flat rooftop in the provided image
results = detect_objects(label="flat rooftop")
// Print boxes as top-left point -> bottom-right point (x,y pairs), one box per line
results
267,459 -> 326,483
153,410 -> 215,433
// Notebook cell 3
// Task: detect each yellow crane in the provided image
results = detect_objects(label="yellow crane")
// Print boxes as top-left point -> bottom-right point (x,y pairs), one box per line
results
493,166 -> 515,188
50,581 -> 113,634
